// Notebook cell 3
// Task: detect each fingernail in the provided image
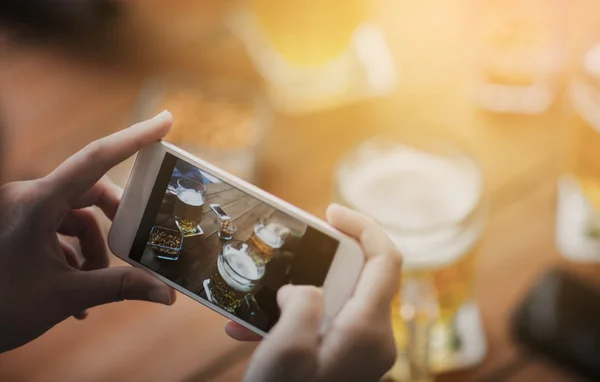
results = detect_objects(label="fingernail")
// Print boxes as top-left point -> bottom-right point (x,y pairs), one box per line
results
154,109 -> 172,121
149,287 -> 172,305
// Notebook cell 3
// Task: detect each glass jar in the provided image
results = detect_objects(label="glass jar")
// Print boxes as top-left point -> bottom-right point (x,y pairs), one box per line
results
468,0 -> 567,114
134,76 -> 271,183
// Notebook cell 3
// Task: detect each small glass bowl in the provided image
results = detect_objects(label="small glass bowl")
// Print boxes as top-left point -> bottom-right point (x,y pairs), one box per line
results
218,216 -> 238,240
147,226 -> 184,261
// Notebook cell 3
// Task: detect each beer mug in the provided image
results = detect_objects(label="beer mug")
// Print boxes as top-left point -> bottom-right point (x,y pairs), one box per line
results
334,134 -> 487,380
209,241 -> 266,314
247,217 -> 290,264
174,178 -> 206,237
555,40 -> 600,262
228,0 -> 397,114
468,0 -> 567,114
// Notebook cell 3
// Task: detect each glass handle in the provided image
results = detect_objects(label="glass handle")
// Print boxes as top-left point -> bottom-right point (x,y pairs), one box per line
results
400,279 -> 439,382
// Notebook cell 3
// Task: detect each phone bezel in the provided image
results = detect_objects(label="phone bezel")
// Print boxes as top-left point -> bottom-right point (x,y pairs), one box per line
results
108,141 -> 364,337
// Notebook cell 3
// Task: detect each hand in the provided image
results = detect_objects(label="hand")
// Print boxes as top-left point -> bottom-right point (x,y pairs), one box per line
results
0,111 -> 177,354
239,204 -> 402,382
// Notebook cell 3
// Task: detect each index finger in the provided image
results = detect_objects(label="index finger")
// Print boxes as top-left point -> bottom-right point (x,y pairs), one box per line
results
46,110 -> 172,202
327,204 -> 402,318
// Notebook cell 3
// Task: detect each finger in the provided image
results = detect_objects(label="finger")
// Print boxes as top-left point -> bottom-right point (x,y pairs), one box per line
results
59,208 -> 109,271
225,321 -> 262,342
327,203 -> 399,260
244,286 -> 322,382
46,110 -> 172,203
58,235 -> 81,269
345,250 -> 402,319
326,203 -> 377,237
326,204 -> 382,258
65,266 -> 177,313
269,285 -> 324,345
71,176 -> 123,221
327,204 -> 402,318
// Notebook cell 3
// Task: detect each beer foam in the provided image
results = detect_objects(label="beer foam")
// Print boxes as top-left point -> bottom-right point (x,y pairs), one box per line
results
220,247 -> 262,292
340,145 -> 483,270
256,224 -> 285,248
178,189 -> 205,206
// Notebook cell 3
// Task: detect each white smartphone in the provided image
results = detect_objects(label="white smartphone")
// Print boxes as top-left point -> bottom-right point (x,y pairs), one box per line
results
108,141 -> 364,337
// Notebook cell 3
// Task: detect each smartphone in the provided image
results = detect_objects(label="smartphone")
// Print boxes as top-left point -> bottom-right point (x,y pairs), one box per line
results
108,141 -> 364,336
512,269 -> 600,380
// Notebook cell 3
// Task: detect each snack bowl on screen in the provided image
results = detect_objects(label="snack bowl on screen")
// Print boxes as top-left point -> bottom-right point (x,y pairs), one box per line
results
147,226 -> 184,261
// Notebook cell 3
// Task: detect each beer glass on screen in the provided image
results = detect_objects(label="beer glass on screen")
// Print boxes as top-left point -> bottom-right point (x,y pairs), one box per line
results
334,135 -> 487,380
210,241 -> 266,314
555,41 -> 600,262
175,178 -> 206,237
468,0 -> 567,114
247,217 -> 290,264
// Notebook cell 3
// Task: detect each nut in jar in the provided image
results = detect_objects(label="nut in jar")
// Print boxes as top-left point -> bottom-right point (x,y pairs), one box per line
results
218,217 -> 238,240
147,226 -> 184,261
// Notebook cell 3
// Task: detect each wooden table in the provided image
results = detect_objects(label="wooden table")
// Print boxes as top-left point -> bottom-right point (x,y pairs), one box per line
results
1,0 -> 600,381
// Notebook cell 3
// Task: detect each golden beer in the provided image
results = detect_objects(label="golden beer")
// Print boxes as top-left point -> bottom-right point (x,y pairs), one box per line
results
174,178 -> 205,236
335,136 -> 486,378
230,0 -> 389,115
247,221 -> 288,263
248,0 -> 367,67
209,241 -> 265,314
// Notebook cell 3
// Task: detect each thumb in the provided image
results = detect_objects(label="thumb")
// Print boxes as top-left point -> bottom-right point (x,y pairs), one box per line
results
244,286 -> 323,382
66,267 -> 176,313
269,285 -> 324,343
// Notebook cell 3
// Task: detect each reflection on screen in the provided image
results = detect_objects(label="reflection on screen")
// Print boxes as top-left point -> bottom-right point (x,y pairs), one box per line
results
129,154 -> 339,332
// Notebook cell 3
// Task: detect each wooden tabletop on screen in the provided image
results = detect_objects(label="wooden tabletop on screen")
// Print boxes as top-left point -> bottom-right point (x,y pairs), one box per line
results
1,0 -> 600,381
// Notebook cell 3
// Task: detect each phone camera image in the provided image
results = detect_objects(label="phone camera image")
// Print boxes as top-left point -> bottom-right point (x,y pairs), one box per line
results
130,155 -> 339,332
174,178 -> 206,237
208,241 -> 265,313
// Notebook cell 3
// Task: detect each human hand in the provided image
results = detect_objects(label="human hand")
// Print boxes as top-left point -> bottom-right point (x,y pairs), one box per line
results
239,204 -> 402,382
0,111 -> 177,354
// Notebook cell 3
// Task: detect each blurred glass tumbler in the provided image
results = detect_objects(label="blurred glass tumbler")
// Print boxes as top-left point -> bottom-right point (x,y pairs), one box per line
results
469,0 -> 567,114
228,0 -> 397,115
556,41 -> 600,262
135,77 -> 270,183
334,135 -> 487,380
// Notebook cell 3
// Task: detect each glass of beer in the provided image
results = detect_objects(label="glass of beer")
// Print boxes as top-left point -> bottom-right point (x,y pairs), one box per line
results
555,40 -> 600,262
209,241 -> 266,314
228,0 -> 397,114
334,134 -> 487,380
247,218 -> 290,264
468,0 -> 567,114
174,178 -> 206,237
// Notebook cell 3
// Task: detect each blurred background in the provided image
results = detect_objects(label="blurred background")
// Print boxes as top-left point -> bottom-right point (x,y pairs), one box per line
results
1,0 -> 600,381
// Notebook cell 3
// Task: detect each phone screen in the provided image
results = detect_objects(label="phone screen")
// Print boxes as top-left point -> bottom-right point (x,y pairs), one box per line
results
129,153 -> 340,332
211,205 -> 227,218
